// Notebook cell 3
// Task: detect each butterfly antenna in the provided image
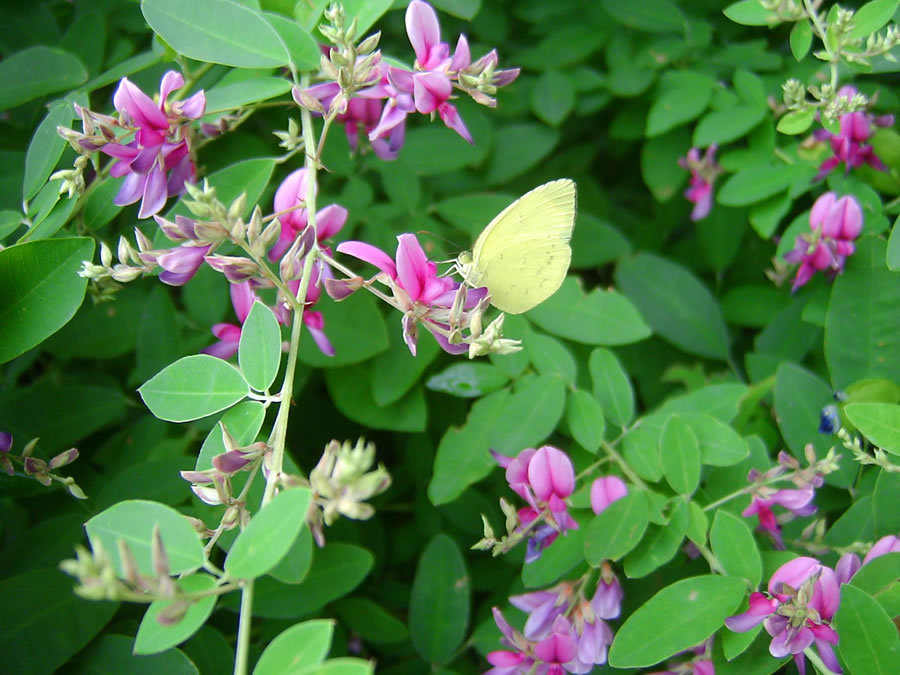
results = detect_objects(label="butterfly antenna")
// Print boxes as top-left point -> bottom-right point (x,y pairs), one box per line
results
417,230 -> 463,268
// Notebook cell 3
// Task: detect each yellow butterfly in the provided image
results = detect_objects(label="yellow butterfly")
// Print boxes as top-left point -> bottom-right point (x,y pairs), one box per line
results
456,179 -> 577,314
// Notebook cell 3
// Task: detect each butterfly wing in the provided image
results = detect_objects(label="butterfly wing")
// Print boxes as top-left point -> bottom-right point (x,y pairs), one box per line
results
469,179 -> 577,314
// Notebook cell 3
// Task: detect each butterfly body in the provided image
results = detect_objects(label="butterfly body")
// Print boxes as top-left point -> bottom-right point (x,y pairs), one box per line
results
456,179 -> 577,314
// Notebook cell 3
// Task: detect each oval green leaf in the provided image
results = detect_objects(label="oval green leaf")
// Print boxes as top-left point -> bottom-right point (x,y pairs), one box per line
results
135,574 -> 218,654
139,354 -> 250,422
844,403 -> 900,456
253,619 -> 334,675
239,301 -> 282,392
0,46 -> 87,110
589,348 -> 635,427
835,584 -> 900,675
566,389 -> 606,454
710,510 -> 762,586
584,491 -> 649,564
660,414 -> 701,495
24,101 -> 73,201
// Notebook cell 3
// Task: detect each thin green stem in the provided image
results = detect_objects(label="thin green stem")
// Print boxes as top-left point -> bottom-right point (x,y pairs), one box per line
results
600,439 -> 647,491
802,0 -> 839,88
233,580 -> 254,675
694,541 -> 727,575
804,646 -> 840,675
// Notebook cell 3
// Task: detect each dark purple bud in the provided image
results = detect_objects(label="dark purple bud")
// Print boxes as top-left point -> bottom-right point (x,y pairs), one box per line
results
0,432 -> 11,453
49,448 -> 79,470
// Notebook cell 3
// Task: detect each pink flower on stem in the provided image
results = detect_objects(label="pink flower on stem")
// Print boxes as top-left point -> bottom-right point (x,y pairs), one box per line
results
487,607 -> 536,675
336,233 -> 486,355
678,145 -> 720,221
726,557 -> 842,675
143,242 -> 211,286
784,192 -> 863,292
284,261 -> 336,357
534,616 -> 579,675
742,485 -> 816,549
590,475 -> 628,515
202,281 -> 259,359
102,71 -> 205,218
814,86 -> 892,180
863,534 -> 900,565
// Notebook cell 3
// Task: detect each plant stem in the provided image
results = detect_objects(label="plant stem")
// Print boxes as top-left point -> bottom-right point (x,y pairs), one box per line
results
600,439 -> 648,491
233,579 -> 254,675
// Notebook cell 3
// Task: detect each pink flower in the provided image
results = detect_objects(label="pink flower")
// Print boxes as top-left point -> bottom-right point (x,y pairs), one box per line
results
487,607 -> 536,675
863,535 -> 900,565
590,476 -> 628,515
202,281 -> 258,359
102,71 -> 205,218
742,486 -> 816,548
534,616 -> 578,674
726,557 -> 842,675
336,233 -> 486,355
784,192 -> 863,291
678,145 -> 720,221
143,242 -> 211,286
814,87 -> 891,180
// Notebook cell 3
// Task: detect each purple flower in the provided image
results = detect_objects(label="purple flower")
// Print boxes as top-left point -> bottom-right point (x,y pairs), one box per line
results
337,233 -> 486,355
863,535 -> 900,565
102,71 -> 205,218
534,616 -> 578,674
0,432 -> 12,476
202,281 -> 258,359
742,486 -> 816,548
814,87 -> 891,180
678,145 -> 720,221
726,557 -> 842,675
590,475 -> 628,515
784,192 -> 863,292
835,552 -> 862,584
148,243 -> 211,286
487,607 -> 536,675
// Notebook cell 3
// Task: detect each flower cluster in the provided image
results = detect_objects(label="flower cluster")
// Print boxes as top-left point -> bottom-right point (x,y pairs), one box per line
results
814,86 -> 892,180
678,145 -> 721,221
783,191 -> 863,291
58,71 -> 205,218
0,432 -> 85,499
334,233 -> 518,357
303,0 -> 519,157
488,568 -> 623,674
741,446 -> 836,548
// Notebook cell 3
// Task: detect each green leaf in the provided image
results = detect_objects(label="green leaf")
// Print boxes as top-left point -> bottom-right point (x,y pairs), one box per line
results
335,599 -> 408,644
485,124 -> 559,185
825,237 -> 900,390
776,109 -> 816,135
641,127 -> 690,202
135,574 -> 218,654
239,301 -> 282,392
887,216 -> 900,271
529,277 -> 651,346
0,237 -> 94,363
203,77 -> 293,114
487,375 -> 567,456
723,0 -> 779,26
601,0 -> 686,32
0,46 -> 87,110
589,348 -> 635,427
825,495 -> 875,547
0,210 -> 20,241
409,534 -> 469,664
70,634 -> 198,674
83,178 -> 124,230
773,362 -> 835,461
431,0 -> 481,20
873,472 -> 900,536
294,659 -> 373,675
522,526 -> 586,588
85,500 -> 205,577
567,390 -> 606,454
710,510 -> 762,586
136,285 -> 181,384
790,20 -> 814,61
660,415 -> 701,495
269,527 -> 314,585
609,575 -> 747,667
686,501 -> 709,546
226,488 -> 312,579
139,354 -> 249,423
646,72 -> 713,137
0,568 -> 118,675
299,291 -> 388,367
717,165 -> 816,206
23,101 -> 73,201
333,0 -> 393,36
428,390 -> 511,505
401,124 -> 486,175
693,104 -> 768,147
584,492 -> 650,564
682,413 -> 749,466
196,401 -> 266,470
850,552 -> 900,614
848,0 -> 900,40
528,332 -> 577,385
835,584 -> 900,675
616,252 -> 729,360
434,193 -> 517,239
623,498 -> 689,577
264,11 -> 320,71
253,620 -> 334,674
325,364 -> 426,432
426,362 -> 510,398
623,426 -> 664,482
845,403 -> 900,456
372,324 -> 439,405
531,70 -> 575,127
141,0 -> 288,67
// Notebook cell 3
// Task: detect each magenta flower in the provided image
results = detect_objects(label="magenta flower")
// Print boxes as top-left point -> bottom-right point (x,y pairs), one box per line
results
534,616 -> 578,675
863,534 -> 900,565
726,557 -> 842,675
0,432 -> 12,476
814,86 -> 891,180
267,168 -> 348,261
590,476 -> 628,515
202,281 -> 258,359
142,242 -> 211,286
101,71 -> 205,218
742,486 -> 816,548
336,233 -> 486,355
678,145 -> 720,221
510,585 -> 569,641
284,261 -> 335,357
784,192 -> 863,291
835,552 -> 862,584
487,607 -> 536,675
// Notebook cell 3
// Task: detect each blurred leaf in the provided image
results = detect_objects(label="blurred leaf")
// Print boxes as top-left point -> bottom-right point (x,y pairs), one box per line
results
710,510 -> 762,586
825,495 -> 875,547
326,364 -> 427,432
95,458 -> 194,510
488,375 -> 566,456
682,413 -> 749,466
141,0 -> 288,67
718,164 -> 816,206
226,488 -> 311,579
203,77 -> 293,114
609,575 -> 746,667
601,0 -> 685,32
589,348 -> 635,427
0,237 -> 94,363
849,552 -> 900,616
873,471 -> 900,536
409,534 -> 469,664
372,311 -> 439,405
335,598 -> 408,643
527,332 -> 576,385
623,498 -> 689,577
848,0 -> 899,40
23,101 -> 72,201
0,46 -> 87,110
402,125 -> 486,175
136,285 -> 181,384
135,574 -> 217,654
516,26 -> 605,70
264,11 -> 320,71
253,620 -> 334,674
529,277 -> 651,346
426,362 -> 510,398
773,362 -> 835,460
825,237 -> 900,389
789,20 -> 813,61
694,105 -> 766,147
642,127 -> 690,202
139,354 -> 249,422
748,191 -> 791,238
584,492 -> 649,564
83,178 -> 125,230
299,291 -> 388,367
85,499 -> 205,577
646,72 -> 713,137
70,634 -> 197,674
0,568 -> 118,675
616,252 -> 729,360
723,1 -> 779,26
434,192 -> 516,239
567,389 -> 606,453
485,124 -> 559,184
570,213 -> 632,268
531,70 -> 575,127
623,426 -> 664,482
431,0 -> 481,20
835,584 -> 900,675
269,527 -> 314,585
845,403 -> 900,456
333,0 -> 393,36
660,414 -> 701,495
